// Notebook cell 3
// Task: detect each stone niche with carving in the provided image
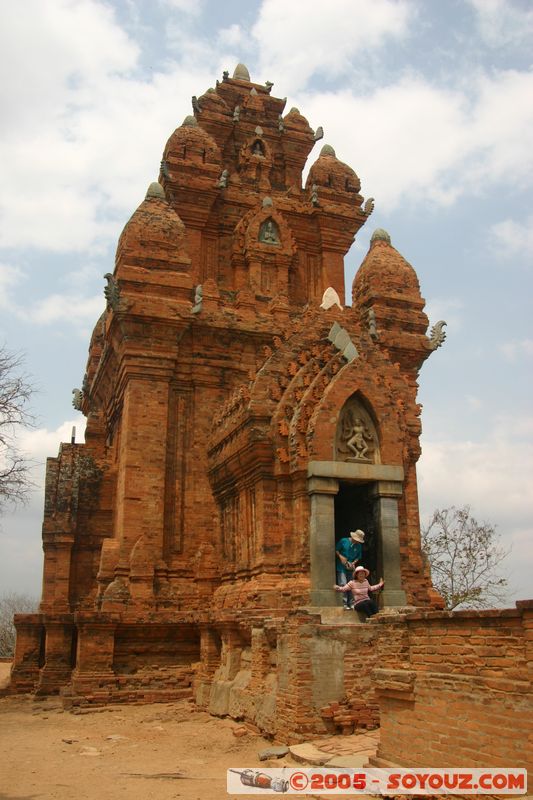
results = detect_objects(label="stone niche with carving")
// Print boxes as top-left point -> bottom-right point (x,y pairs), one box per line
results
259,218 -> 280,245
336,394 -> 380,463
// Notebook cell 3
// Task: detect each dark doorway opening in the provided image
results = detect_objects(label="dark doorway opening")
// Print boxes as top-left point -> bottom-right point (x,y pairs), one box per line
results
334,482 -> 379,581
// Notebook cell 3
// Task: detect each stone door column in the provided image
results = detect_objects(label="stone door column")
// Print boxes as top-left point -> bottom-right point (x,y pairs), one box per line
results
308,476 -> 339,606
371,481 -> 406,606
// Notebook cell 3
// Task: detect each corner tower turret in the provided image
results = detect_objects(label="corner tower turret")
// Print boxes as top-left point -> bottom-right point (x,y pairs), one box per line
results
352,229 -> 433,373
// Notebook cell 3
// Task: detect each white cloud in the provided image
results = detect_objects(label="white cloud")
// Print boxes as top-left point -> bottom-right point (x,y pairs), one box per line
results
0,0 -> 138,137
1,1 -> 532,257
0,259 -> 104,334
0,263 -> 26,309
466,394 -> 482,410
217,24 -> 245,48
490,214 -> 533,261
424,297 -> 464,331
30,293 -> 104,326
252,0 -> 413,91
418,413 -> 533,603
467,0 -> 533,48
298,68 -> 533,211
499,339 -> 533,362
19,417 -> 87,474
162,0 -> 204,14
0,1 -> 216,253
0,416 -> 87,595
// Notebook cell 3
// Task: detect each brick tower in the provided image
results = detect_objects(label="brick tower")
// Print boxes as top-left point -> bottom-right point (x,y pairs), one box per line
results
11,65 -> 445,731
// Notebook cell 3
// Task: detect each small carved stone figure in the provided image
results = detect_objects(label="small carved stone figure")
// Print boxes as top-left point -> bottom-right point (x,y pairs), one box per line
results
103,273 -> 120,310
368,307 -> 378,340
217,169 -> 229,188
160,159 -> 170,179
192,95 -> 201,114
222,70 -> 229,81
278,115 -> 284,132
233,105 -> 240,123
252,140 -> 264,157
265,80 -> 274,93
311,183 -> 319,206
259,219 -> 279,244
346,418 -> 372,460
72,388 -> 83,411
313,126 -> 324,142
192,284 -> 203,313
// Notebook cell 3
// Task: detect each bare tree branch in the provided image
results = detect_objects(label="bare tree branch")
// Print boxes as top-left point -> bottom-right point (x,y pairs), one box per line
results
422,505 -> 511,610
0,592 -> 39,657
0,344 -> 36,511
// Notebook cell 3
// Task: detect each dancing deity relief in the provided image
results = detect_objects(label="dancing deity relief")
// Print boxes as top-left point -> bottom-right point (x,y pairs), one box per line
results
336,400 -> 379,463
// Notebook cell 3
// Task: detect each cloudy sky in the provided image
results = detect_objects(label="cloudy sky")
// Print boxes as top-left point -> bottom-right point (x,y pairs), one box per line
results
0,0 -> 531,604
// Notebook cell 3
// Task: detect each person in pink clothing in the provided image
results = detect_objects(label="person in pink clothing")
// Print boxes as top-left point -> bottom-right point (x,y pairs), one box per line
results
334,565 -> 384,618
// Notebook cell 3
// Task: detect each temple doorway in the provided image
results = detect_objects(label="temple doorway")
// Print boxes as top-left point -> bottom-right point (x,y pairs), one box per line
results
334,482 -> 379,582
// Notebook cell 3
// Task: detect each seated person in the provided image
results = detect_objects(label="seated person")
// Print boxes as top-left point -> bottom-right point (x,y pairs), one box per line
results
334,565 -> 384,618
335,530 -> 364,609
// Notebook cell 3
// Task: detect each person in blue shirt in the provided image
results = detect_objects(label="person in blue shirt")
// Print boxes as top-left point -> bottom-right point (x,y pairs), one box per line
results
335,530 -> 365,609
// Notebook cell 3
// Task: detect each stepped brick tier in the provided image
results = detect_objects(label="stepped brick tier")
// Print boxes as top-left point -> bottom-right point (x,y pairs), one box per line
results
12,65 -> 455,733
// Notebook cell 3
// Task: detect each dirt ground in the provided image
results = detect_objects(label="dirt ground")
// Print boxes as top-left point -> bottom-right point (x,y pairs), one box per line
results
1,662 -> 378,800
0,663 -> 292,800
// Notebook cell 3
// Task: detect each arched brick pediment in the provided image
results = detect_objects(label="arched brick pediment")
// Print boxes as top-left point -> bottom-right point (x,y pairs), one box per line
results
207,308 -> 412,483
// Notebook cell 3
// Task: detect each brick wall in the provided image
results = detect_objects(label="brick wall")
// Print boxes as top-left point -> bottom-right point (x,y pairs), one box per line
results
372,601 -> 533,788
195,608 -> 382,742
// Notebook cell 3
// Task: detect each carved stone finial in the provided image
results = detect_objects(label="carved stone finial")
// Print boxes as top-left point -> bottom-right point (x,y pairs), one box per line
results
320,144 -> 336,157
370,228 -> 391,245
428,320 -> 447,350
363,197 -> 375,216
313,126 -> 324,142
265,80 -> 273,93
290,107 -> 300,114
103,273 -> 120,310
182,115 -> 198,128
72,388 -> 83,411
146,182 -> 165,200
320,287 -> 343,311
233,63 -> 250,81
